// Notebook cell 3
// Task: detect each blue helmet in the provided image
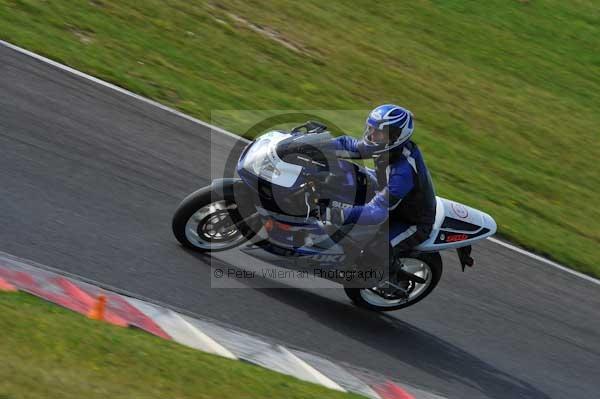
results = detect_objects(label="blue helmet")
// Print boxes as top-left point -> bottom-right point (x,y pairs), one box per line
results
362,104 -> 414,155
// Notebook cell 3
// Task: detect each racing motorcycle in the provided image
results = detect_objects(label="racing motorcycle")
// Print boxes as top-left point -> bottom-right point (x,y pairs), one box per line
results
172,121 -> 497,311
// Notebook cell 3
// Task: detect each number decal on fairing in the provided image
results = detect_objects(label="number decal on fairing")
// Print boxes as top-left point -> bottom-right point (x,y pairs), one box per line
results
451,202 -> 469,219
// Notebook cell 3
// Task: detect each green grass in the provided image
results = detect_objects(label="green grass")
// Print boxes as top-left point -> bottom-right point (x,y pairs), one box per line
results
0,0 -> 598,276
0,292 -> 363,399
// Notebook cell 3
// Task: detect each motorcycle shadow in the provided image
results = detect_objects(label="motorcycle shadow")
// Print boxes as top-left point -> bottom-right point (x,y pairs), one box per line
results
187,250 -> 550,399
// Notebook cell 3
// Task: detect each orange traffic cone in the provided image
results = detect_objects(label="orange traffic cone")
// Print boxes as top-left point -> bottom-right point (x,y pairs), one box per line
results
88,294 -> 107,321
0,278 -> 17,292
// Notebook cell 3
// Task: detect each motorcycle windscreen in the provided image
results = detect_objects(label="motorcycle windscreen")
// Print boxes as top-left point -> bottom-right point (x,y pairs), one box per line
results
241,131 -> 303,188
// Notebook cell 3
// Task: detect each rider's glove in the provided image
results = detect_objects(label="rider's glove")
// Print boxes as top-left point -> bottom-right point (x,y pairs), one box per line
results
321,206 -> 345,226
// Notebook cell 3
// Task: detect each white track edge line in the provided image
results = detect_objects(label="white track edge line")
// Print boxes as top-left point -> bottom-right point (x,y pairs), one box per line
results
1,39 -> 597,287
487,237 -> 600,286
0,40 -> 247,144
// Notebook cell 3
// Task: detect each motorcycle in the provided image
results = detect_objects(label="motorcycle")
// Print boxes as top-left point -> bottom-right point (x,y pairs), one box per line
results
172,121 -> 497,311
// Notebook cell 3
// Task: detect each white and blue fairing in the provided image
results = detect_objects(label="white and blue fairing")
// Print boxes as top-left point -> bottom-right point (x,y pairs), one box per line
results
415,197 -> 497,251
240,131 -> 304,188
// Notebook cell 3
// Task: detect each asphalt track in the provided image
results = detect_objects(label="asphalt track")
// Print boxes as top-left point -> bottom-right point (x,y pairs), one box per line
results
1,44 -> 599,399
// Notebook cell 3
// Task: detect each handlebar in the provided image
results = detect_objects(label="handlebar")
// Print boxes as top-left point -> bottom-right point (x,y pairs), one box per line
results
291,120 -> 328,134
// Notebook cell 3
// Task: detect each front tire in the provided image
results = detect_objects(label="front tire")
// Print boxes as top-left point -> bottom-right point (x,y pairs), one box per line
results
172,186 -> 253,252
344,252 -> 442,312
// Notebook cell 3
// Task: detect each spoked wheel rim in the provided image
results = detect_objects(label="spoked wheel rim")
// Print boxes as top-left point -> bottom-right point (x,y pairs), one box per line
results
184,200 -> 245,250
359,258 -> 434,308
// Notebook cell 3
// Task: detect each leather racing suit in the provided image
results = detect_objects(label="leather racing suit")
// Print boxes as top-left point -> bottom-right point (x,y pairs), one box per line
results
332,135 -> 437,256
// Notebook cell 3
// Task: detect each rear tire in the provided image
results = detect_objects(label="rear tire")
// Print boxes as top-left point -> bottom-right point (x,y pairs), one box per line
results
344,252 -> 442,312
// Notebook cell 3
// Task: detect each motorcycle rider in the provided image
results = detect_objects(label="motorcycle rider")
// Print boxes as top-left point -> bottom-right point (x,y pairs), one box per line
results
320,104 -> 437,270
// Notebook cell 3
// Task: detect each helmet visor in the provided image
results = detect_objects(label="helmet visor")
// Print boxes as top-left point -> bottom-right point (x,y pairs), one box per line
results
363,124 -> 390,145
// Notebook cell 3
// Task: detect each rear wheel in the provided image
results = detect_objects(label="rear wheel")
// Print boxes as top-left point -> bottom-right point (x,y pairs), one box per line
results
344,252 -> 442,312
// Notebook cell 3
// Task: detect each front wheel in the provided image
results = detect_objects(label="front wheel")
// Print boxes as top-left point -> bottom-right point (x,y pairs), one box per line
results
172,186 -> 254,252
344,252 -> 442,312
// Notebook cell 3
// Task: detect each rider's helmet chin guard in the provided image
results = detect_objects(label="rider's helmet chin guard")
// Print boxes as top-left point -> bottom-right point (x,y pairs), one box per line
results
362,104 -> 414,156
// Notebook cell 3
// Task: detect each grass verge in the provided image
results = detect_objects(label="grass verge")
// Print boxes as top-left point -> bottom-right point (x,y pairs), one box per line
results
0,291 -> 363,399
0,0 -> 598,276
